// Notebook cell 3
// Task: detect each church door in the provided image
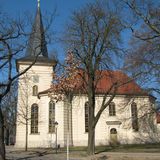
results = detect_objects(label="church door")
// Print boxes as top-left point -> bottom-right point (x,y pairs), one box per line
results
110,128 -> 118,145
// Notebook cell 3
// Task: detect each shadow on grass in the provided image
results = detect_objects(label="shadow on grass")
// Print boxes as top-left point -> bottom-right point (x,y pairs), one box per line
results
95,146 -> 117,154
95,143 -> 160,154
6,149 -> 58,160
6,143 -> 160,159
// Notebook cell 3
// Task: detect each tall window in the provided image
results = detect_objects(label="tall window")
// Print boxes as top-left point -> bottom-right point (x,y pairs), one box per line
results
109,102 -> 116,116
32,85 -> 38,96
49,101 -> 55,133
131,102 -> 139,131
31,104 -> 38,134
85,101 -> 89,132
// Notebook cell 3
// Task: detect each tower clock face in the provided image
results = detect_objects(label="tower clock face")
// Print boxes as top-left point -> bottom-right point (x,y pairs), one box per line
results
33,75 -> 39,83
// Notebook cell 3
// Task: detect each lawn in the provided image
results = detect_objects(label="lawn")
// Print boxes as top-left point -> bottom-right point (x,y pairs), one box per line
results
6,144 -> 160,160
64,143 -> 160,154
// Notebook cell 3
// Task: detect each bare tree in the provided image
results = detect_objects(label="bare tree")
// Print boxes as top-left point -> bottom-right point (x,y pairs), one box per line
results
62,1 -> 126,155
122,0 -> 160,95
16,73 -> 32,151
0,11 -> 28,160
1,82 -> 17,146
0,8 -> 55,159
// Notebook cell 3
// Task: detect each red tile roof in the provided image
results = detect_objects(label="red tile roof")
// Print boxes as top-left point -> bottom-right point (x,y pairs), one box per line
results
39,70 -> 149,96
93,70 -> 147,95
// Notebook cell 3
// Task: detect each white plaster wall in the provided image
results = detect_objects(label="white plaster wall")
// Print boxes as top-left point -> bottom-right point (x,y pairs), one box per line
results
16,95 -> 65,148
72,95 -> 156,146
15,63 -> 157,148
15,64 -> 65,148
26,96 -> 64,148
72,96 -> 88,146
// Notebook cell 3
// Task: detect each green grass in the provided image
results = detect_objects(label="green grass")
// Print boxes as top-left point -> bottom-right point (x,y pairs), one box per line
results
59,143 -> 160,154
95,143 -> 160,153
21,143 -> 160,156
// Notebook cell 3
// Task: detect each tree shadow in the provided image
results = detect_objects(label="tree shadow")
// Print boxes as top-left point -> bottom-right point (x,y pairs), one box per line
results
6,150 -> 52,160
95,145 -> 118,154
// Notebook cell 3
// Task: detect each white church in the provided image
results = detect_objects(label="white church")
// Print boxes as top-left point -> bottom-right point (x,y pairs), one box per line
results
15,3 -> 159,148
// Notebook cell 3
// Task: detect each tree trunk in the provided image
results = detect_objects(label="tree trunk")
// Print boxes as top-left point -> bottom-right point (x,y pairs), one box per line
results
25,103 -> 28,151
5,129 -> 9,146
87,126 -> 95,155
25,85 -> 29,151
87,73 -> 96,155
25,120 -> 28,151
0,98 -> 6,160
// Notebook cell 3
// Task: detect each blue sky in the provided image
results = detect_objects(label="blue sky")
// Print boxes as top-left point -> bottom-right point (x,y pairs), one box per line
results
0,0 -> 95,59
1,1 -> 159,100
0,0 -> 94,17
0,0 -> 131,60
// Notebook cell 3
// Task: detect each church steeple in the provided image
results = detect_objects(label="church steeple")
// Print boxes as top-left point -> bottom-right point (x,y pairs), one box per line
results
17,0 -> 56,69
26,0 -> 48,58
38,0 -> 40,8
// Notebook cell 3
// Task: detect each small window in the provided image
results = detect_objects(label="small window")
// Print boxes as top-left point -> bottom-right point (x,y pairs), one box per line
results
31,104 -> 38,134
49,101 -> 55,133
109,102 -> 116,116
131,102 -> 139,131
85,101 -> 89,132
110,128 -> 117,134
32,85 -> 38,96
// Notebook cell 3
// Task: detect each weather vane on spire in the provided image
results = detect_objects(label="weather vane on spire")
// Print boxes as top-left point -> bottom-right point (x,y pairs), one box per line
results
38,0 -> 40,8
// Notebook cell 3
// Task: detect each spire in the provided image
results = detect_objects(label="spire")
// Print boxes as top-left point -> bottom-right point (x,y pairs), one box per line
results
38,0 -> 40,8
26,2 -> 48,58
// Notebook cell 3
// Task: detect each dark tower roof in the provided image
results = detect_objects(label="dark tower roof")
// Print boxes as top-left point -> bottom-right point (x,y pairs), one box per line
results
17,4 -> 56,67
26,7 -> 48,58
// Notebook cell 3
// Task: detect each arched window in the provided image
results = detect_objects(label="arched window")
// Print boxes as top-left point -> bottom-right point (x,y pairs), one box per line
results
110,128 -> 117,134
109,102 -> 116,116
32,85 -> 38,96
131,102 -> 139,131
85,101 -> 89,132
31,104 -> 38,134
49,101 -> 55,133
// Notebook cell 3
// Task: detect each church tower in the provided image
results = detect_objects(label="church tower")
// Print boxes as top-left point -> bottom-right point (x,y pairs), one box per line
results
15,1 -> 56,148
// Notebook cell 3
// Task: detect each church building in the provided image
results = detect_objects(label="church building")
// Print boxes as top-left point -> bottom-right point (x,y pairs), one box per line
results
15,3 -> 158,148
